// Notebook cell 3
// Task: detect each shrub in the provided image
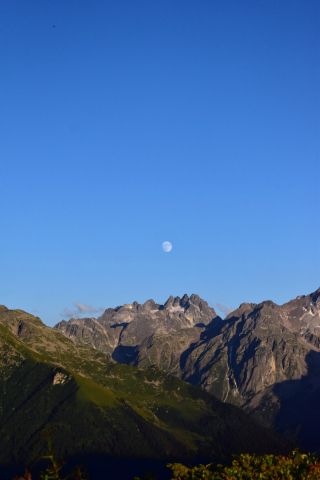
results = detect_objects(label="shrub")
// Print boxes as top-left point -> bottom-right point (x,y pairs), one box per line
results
168,451 -> 320,480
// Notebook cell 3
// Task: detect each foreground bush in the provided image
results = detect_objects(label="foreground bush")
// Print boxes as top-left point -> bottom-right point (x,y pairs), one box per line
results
8,450 -> 320,479
168,451 -> 320,480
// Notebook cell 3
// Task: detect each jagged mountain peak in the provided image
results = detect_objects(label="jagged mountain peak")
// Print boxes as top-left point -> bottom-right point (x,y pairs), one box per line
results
311,287 -> 320,303
163,294 -> 184,309
55,294 -> 217,359
97,294 -> 216,318
226,302 -> 257,319
282,287 -> 320,306
143,298 -> 158,310
294,287 -> 320,305
163,293 -> 216,315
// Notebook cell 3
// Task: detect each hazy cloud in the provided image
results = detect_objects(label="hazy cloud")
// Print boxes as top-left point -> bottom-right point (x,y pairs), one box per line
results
62,302 -> 103,319
215,303 -> 234,317
75,303 -> 100,314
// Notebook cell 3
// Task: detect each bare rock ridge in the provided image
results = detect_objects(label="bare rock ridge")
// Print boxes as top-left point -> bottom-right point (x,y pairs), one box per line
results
55,288 -> 320,449
55,294 -> 216,362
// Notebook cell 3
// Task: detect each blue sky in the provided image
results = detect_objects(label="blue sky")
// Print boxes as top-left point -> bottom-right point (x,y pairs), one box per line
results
0,0 -> 319,324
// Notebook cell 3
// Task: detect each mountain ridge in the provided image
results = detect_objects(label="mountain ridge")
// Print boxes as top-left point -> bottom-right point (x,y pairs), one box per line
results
55,287 -> 320,449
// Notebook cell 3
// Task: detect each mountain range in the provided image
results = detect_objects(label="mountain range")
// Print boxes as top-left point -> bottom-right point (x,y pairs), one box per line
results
0,303 -> 285,480
55,288 -> 320,451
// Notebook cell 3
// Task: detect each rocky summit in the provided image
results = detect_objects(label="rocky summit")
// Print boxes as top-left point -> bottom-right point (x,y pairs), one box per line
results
55,288 -> 320,450
55,294 -> 216,365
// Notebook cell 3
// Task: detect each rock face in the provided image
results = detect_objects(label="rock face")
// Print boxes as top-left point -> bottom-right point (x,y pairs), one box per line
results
183,298 -> 316,404
55,288 -> 320,449
55,294 -> 217,363
179,289 -> 320,449
52,370 -> 70,385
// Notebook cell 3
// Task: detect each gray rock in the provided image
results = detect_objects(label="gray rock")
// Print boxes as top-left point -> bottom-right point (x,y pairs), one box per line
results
55,294 -> 217,362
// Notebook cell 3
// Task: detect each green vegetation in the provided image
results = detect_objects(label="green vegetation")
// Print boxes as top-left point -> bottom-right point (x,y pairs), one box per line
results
169,451 -> 320,479
5,450 -> 320,479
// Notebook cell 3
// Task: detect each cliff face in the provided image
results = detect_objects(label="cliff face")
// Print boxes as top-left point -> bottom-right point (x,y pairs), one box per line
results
183,296 -> 320,404
55,288 -> 320,449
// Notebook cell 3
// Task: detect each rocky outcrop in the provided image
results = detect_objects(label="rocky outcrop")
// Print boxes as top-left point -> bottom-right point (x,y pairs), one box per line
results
52,370 -> 70,385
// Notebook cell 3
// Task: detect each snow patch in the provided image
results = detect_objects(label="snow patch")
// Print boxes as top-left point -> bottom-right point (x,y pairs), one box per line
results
167,306 -> 185,313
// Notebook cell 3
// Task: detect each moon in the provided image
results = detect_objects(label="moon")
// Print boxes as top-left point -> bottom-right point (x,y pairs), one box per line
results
162,241 -> 173,253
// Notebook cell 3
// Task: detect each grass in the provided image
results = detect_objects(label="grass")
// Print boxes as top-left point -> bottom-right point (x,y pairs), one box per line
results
75,374 -> 117,407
